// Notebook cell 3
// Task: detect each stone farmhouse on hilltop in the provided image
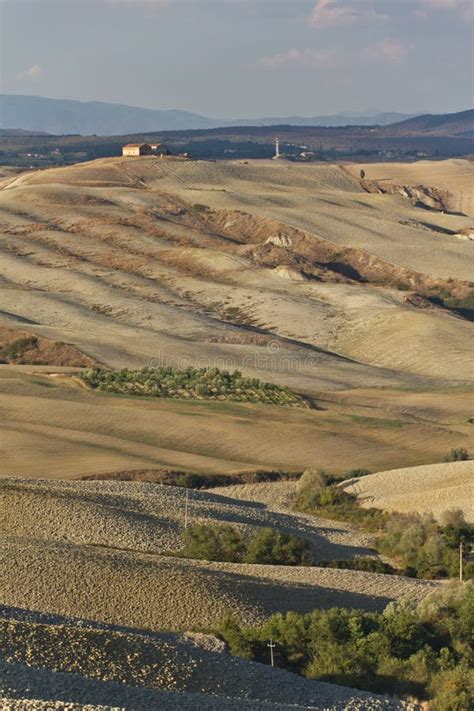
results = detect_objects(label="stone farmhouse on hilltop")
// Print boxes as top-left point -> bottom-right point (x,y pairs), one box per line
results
122,142 -> 169,157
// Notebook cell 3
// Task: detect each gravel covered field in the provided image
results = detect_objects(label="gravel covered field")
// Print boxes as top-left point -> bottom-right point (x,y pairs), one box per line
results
0,477 -> 375,560
1,534 -> 440,631
0,606 -> 417,710
0,478 -> 440,632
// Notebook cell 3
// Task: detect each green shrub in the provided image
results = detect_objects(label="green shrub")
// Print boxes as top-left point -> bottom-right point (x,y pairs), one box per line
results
345,468 -> 371,479
445,448 -> 470,462
215,582 -> 474,707
174,473 -> 236,489
295,472 -> 473,580
181,523 -> 245,563
244,528 -> 313,566
179,523 -> 312,566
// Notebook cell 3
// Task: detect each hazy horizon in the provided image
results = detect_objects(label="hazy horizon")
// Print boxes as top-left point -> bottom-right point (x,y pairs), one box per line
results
1,1 -> 473,118
3,92 -> 472,121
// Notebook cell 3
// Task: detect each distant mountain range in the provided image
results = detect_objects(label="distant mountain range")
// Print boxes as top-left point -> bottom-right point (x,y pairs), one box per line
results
387,109 -> 474,136
0,94 -> 421,136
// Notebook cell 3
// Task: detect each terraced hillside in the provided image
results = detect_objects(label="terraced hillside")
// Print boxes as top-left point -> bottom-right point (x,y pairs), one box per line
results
1,157 -> 473,384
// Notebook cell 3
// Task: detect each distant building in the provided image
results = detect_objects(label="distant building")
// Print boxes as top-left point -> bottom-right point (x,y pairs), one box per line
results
122,142 -> 169,157
122,143 -> 153,157
150,143 -> 170,156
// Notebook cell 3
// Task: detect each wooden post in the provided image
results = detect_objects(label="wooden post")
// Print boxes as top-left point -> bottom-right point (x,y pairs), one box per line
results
184,489 -> 189,530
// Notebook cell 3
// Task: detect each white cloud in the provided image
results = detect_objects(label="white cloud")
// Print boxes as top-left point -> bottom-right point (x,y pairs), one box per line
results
419,0 -> 473,20
309,0 -> 389,28
310,0 -> 357,28
260,47 -> 336,69
18,64 -> 43,81
364,39 -> 412,64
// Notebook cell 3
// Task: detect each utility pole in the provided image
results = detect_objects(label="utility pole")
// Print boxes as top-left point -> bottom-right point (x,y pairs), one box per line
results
267,638 -> 276,668
460,539 -> 463,582
184,489 -> 189,530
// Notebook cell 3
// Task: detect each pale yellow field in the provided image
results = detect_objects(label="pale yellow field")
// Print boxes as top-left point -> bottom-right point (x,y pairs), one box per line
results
342,460 -> 474,522
0,155 -> 472,479
345,159 -> 474,217
1,371 -> 472,478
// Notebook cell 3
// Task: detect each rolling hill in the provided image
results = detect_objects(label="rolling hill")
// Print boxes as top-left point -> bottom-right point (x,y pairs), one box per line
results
387,109 -> 474,136
341,460 -> 474,522
0,156 -> 473,479
0,94 -> 418,135
0,606 -> 414,710
1,153 -> 472,708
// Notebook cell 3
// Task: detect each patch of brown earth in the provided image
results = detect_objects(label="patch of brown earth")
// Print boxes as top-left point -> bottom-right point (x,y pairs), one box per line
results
0,325 -> 96,367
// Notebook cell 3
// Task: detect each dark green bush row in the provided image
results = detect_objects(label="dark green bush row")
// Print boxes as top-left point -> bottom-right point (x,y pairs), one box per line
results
80,366 -> 306,407
316,558 -> 396,574
174,472 -> 236,489
180,523 -> 312,566
215,582 -> 474,709
296,471 -> 474,580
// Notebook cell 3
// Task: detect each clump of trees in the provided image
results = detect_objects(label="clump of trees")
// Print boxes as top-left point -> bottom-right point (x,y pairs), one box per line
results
445,447 -> 470,462
216,582 -> 474,709
179,523 -> 313,566
296,470 -> 387,530
296,470 -> 473,580
173,472 -> 235,489
80,366 -> 306,407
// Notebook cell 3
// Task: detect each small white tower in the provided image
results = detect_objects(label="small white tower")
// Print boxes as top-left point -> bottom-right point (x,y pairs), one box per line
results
273,137 -> 281,160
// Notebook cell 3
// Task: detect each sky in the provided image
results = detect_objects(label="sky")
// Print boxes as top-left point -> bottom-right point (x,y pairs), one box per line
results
1,0 -> 473,118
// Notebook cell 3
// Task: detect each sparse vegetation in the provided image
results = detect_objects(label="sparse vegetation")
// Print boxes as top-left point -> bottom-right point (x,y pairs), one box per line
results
316,558 -> 396,575
344,468 -> 371,479
445,447 -> 470,462
180,523 -> 313,566
0,336 -> 38,362
0,329 -> 94,367
216,582 -> 474,708
296,471 -> 474,580
80,366 -> 307,407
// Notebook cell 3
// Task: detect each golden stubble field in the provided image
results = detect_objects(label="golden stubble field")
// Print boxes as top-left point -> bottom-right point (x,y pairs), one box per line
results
0,156 -> 472,480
